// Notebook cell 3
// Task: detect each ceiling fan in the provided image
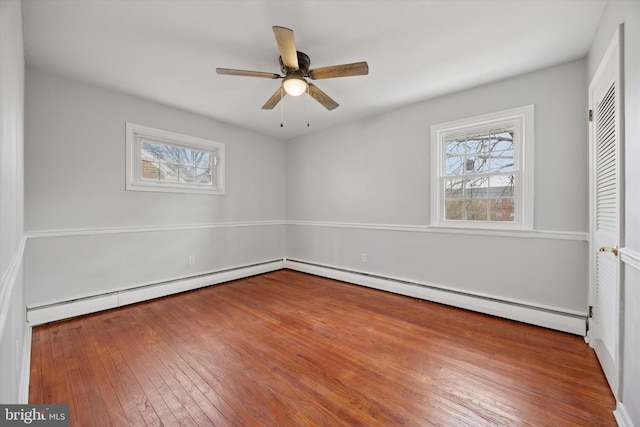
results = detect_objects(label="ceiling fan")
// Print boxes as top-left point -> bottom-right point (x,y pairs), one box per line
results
216,26 -> 369,111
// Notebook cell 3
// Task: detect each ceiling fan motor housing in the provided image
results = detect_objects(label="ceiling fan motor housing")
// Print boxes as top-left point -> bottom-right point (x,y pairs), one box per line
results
280,51 -> 311,75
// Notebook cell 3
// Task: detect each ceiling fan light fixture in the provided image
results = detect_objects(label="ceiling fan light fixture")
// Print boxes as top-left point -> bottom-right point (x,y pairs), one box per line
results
217,26 -> 367,111
282,74 -> 308,96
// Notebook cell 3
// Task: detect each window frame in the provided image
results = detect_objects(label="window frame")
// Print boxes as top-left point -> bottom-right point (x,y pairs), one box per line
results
125,122 -> 225,195
430,105 -> 534,230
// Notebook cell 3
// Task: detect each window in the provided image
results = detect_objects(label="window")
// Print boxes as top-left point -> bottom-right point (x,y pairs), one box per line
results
126,123 -> 225,195
430,105 -> 534,229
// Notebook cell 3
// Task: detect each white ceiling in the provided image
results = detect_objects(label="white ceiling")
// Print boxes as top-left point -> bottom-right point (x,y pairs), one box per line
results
22,0 -> 607,140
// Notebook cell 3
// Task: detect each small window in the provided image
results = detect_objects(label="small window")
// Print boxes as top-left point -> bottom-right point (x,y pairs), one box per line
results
430,105 -> 534,229
126,123 -> 225,195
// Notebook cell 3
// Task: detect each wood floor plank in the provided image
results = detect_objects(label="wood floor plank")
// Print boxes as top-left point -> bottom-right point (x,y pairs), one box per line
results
155,292 -> 304,424
100,316 -> 185,426
84,312 -> 149,427
76,316 -> 130,426
127,300 -> 262,425
57,322 -> 95,427
49,325 -> 74,406
30,270 -> 616,426
67,321 -> 112,426
28,326 -> 43,404
108,309 -> 224,426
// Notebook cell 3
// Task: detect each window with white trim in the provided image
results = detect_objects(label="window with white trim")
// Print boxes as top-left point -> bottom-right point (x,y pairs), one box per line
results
430,105 -> 534,229
126,123 -> 225,195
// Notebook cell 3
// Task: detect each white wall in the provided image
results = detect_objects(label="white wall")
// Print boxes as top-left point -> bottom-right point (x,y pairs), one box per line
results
588,1 -> 640,425
0,0 -> 29,403
24,69 -> 286,308
286,59 -> 589,326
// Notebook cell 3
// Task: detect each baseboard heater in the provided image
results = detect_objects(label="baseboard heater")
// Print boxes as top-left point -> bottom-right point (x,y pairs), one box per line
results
27,259 -> 285,326
284,258 -> 587,336
27,258 -> 586,335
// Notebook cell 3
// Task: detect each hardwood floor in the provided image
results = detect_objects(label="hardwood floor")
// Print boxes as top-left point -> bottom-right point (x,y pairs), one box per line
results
29,269 -> 616,426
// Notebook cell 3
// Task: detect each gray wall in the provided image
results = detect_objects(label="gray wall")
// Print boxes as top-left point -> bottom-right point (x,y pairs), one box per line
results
588,0 -> 640,424
286,59 -> 590,314
24,69 -> 286,307
0,0 -> 28,403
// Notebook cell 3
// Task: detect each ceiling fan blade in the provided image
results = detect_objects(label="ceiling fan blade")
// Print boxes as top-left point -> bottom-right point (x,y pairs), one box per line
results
308,83 -> 339,110
308,61 -> 369,80
261,86 -> 284,110
216,68 -> 281,79
273,26 -> 299,70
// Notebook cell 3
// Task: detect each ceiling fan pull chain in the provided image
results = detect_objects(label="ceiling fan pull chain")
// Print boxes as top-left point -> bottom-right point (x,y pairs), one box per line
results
306,86 -> 310,127
280,87 -> 284,127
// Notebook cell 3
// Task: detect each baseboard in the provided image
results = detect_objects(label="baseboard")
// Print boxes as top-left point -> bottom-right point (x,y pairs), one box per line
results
26,257 -> 587,335
284,259 -> 587,335
18,326 -> 32,404
27,292 -> 119,326
614,402 -> 634,427
27,260 -> 284,326
117,260 -> 283,307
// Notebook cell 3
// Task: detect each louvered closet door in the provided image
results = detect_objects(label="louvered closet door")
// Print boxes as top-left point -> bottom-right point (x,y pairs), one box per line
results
589,26 -> 623,398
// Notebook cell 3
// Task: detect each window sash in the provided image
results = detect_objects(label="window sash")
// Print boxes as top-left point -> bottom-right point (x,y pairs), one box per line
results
126,123 -> 225,195
139,139 -> 216,187
430,105 -> 534,230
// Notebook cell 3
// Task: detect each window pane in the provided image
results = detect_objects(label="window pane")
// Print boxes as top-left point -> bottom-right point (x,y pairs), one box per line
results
195,152 -> 211,168
465,176 -> 488,198
490,198 -> 514,221
196,168 -> 212,184
163,146 -> 180,163
465,156 -> 489,174
141,141 -> 160,161
445,200 -> 464,220
491,130 -> 514,150
444,179 -> 465,199
446,140 -> 466,155
163,164 -> 179,182
488,130 -> 514,173
181,148 -> 200,166
446,155 -> 464,176
143,141 -> 173,163
465,199 -> 488,221
489,150 -> 514,172
489,175 -> 514,197
179,166 -> 195,183
467,139 -> 487,154
141,160 -> 159,180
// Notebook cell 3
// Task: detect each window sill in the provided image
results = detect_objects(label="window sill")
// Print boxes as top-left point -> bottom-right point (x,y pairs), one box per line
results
126,182 -> 225,196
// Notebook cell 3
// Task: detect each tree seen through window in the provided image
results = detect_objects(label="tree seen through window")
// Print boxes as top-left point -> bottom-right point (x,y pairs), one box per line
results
141,140 -> 213,186
444,128 -> 515,222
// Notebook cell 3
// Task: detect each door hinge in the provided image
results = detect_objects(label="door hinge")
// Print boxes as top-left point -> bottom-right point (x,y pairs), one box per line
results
589,305 -> 593,318
588,109 -> 593,122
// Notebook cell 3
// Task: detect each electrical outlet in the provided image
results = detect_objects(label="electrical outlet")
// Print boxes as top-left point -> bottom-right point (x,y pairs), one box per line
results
361,253 -> 368,263
188,255 -> 196,265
